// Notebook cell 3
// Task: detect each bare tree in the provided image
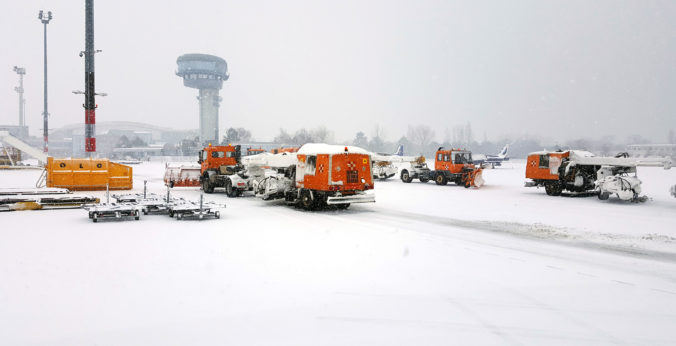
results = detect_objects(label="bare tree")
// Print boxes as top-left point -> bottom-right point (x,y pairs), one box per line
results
311,126 -> 334,143
353,131 -> 368,148
292,128 -> 313,145
273,128 -> 292,144
407,125 -> 436,151
464,122 -> 473,148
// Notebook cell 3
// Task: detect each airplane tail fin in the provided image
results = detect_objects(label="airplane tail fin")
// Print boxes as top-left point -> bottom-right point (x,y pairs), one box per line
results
394,145 -> 404,156
499,144 -> 509,158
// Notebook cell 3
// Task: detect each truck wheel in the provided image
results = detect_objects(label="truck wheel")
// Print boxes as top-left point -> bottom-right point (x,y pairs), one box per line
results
400,170 -> 413,183
177,213 -> 183,220
598,191 -> 610,200
169,210 -> 174,217
134,210 -> 140,220
92,213 -> 98,223
225,179 -> 236,197
215,211 -> 221,219
552,183 -> 563,196
202,174 -> 214,193
300,191 -> 315,210
464,180 -> 471,188
545,182 -> 554,196
545,182 -> 562,196
435,174 -> 447,186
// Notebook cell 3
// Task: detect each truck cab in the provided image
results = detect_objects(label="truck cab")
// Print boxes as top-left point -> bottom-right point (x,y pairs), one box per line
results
198,145 -> 249,195
198,145 -> 241,175
434,149 -> 475,173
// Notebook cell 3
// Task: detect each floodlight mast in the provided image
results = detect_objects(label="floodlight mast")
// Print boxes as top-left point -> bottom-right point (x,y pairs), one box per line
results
13,66 -> 26,129
83,0 -> 96,154
38,10 -> 52,153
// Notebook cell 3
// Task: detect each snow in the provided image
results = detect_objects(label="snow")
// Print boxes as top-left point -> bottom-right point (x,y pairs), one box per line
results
241,152 -> 298,168
297,143 -> 370,155
1,160 -> 676,345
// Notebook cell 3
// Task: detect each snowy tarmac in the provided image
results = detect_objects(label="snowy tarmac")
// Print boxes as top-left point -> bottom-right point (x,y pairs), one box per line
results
1,160 -> 676,345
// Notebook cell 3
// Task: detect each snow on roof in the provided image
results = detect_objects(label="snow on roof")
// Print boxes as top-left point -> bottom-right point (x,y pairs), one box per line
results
568,150 -> 595,160
527,150 -> 596,158
297,143 -> 370,155
242,152 -> 298,168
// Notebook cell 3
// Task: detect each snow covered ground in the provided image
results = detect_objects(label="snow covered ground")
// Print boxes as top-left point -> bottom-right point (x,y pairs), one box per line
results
1,160 -> 676,345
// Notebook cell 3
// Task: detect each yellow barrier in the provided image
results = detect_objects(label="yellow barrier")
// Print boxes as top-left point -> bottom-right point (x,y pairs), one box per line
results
46,157 -> 133,191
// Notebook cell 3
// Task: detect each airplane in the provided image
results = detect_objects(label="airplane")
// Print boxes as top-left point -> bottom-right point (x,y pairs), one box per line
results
375,144 -> 404,157
473,144 -> 510,168
371,145 -> 409,179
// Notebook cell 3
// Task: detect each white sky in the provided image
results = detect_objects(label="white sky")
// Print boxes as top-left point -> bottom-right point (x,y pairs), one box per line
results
1,0 -> 675,142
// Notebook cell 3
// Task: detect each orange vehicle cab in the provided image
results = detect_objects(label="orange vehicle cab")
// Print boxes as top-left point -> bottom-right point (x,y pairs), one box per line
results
525,151 -> 570,181
199,144 -> 240,174
246,147 -> 265,156
271,147 -> 299,154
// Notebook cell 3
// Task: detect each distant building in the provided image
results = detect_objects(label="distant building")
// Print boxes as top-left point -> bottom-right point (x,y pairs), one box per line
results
0,125 -> 28,139
48,121 -> 198,157
627,144 -> 676,160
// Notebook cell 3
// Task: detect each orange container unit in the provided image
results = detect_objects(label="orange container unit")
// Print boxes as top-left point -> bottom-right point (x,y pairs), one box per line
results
525,151 -> 570,181
46,157 -> 133,191
296,152 -> 374,193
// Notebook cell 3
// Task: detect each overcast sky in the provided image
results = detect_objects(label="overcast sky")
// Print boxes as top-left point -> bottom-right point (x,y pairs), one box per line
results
1,0 -> 675,143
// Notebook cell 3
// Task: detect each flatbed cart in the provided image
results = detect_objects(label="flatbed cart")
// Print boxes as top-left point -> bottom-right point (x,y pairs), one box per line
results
167,194 -> 224,220
112,181 -> 175,215
83,183 -> 140,222
84,203 -> 140,222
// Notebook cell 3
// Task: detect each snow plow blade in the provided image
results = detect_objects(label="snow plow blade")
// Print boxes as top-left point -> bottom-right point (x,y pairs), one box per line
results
471,169 -> 484,188
326,193 -> 375,205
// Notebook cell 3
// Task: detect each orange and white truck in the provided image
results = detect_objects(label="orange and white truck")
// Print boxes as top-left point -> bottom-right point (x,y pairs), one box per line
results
524,150 -> 672,201
198,144 -> 250,196
244,143 -> 375,209
399,148 -> 484,188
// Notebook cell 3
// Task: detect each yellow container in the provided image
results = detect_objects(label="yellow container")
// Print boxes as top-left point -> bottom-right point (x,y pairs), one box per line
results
46,157 -> 133,191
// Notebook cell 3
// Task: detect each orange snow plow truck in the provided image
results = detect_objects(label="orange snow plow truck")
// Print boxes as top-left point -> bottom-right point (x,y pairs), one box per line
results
400,148 -> 484,187
244,143 -> 376,210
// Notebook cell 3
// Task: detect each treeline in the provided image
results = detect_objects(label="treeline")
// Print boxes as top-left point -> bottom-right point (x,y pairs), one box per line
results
212,125 -> 674,159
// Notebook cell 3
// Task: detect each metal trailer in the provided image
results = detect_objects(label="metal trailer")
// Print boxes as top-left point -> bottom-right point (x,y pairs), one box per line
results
167,194 -> 223,220
84,203 -> 140,222
112,181 -> 177,215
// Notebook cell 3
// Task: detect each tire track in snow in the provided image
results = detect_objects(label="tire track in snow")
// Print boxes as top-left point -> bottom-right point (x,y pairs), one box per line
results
370,207 -> 676,263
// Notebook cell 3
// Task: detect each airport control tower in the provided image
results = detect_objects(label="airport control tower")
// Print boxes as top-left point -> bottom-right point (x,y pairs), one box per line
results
176,54 -> 229,144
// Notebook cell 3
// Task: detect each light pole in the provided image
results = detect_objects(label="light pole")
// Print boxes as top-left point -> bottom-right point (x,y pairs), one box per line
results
13,66 -> 26,134
38,10 -> 52,153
